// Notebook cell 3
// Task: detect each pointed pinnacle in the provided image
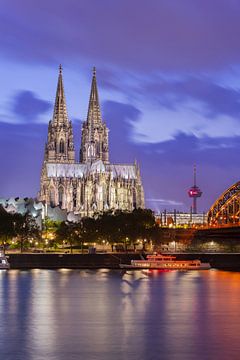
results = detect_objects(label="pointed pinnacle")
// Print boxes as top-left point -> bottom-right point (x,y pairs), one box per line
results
86,67 -> 102,124
53,65 -> 68,125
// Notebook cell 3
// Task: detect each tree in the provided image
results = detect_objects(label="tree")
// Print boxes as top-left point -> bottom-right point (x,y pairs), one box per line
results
95,211 -> 118,250
13,212 -> 40,253
42,217 -> 61,249
0,205 -> 15,251
54,208 -> 158,253
56,221 -> 85,253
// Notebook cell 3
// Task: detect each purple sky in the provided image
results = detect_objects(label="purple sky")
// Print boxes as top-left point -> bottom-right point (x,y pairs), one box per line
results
1,0 -> 240,213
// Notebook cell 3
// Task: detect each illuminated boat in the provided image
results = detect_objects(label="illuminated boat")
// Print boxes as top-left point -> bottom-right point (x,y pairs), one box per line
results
120,253 -> 211,270
0,251 -> 10,269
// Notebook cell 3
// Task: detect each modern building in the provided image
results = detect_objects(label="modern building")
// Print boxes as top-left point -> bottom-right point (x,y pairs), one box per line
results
39,66 -> 144,217
156,211 -> 207,227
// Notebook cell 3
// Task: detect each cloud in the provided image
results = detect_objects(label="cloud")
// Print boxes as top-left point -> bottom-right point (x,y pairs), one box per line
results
11,90 -> 51,123
1,1 -> 240,73
132,102 -> 240,144
0,122 -> 46,197
102,100 -> 142,162
1,98 -> 240,213
99,74 -> 240,145
143,77 -> 240,118
1,0 -> 240,214
1,1 -> 240,159
102,99 -> 240,212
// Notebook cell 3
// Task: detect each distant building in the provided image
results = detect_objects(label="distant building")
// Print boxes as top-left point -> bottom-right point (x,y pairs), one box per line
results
0,197 -> 81,226
0,197 -> 43,227
156,211 -> 207,227
39,66 -> 144,217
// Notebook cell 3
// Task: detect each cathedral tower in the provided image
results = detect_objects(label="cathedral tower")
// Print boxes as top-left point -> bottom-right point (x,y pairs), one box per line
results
39,66 -> 144,214
45,65 -> 75,163
80,67 -> 109,164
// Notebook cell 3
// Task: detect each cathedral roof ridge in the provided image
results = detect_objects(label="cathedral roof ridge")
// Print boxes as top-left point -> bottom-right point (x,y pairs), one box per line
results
45,161 -> 137,180
90,159 -> 106,173
108,163 -> 136,167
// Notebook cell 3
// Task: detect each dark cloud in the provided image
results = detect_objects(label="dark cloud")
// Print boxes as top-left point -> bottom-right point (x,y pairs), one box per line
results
152,133 -> 239,167
1,1 -> 240,72
144,77 -> 240,118
0,122 -> 46,198
1,0 -> 240,212
96,69 -> 122,92
1,99 -> 240,212
11,90 -> 51,122
143,133 -> 240,212
102,100 -> 240,211
103,100 -> 142,163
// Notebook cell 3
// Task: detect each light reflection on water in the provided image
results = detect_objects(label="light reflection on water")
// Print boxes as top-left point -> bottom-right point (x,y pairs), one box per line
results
1,269 -> 240,360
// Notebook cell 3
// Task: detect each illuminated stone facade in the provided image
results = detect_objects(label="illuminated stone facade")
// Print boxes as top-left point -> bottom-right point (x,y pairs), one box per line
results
39,66 -> 144,217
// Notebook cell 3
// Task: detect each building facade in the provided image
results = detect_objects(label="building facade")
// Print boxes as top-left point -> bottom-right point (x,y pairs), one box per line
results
39,66 -> 144,217
156,211 -> 207,227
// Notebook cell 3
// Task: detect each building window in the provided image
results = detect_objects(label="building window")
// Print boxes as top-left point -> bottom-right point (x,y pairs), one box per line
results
50,188 -> 55,207
59,139 -> 65,154
59,187 -> 64,208
133,188 -> 137,208
73,187 -> 77,208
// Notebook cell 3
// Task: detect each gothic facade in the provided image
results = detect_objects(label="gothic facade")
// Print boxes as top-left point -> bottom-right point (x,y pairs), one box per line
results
39,66 -> 145,217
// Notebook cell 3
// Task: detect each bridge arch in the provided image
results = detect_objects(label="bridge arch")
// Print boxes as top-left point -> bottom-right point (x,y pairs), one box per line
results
208,181 -> 240,225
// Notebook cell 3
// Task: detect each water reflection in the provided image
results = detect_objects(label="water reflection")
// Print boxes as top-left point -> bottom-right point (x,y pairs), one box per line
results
1,270 -> 240,360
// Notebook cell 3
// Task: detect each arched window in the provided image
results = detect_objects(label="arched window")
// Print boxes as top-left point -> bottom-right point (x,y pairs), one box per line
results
49,188 -> 55,207
97,142 -> 101,156
58,187 -> 64,208
59,139 -> 65,154
80,184 -> 84,205
133,188 -> 137,209
73,187 -> 77,208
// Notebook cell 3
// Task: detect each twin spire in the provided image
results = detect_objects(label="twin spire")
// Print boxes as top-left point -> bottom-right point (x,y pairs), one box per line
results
50,65 -> 108,165
87,66 -> 102,125
53,64 -> 69,125
53,65 -> 102,126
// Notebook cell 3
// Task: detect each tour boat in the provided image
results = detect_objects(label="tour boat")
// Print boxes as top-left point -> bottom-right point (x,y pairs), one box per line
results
0,251 -> 10,269
120,253 -> 211,270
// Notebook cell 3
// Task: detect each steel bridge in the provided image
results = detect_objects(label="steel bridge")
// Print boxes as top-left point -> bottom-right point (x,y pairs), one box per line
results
208,181 -> 240,226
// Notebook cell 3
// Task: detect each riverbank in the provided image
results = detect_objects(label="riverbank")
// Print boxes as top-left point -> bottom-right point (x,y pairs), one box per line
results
5,253 -> 240,270
7,253 -> 141,269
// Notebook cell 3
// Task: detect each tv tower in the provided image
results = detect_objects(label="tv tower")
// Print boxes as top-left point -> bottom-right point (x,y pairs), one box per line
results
188,165 -> 202,214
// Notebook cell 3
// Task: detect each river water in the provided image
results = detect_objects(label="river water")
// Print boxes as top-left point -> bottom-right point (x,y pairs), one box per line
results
0,269 -> 240,360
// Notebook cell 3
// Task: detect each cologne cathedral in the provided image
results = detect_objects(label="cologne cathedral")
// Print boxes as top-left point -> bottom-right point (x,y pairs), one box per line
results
39,66 -> 145,217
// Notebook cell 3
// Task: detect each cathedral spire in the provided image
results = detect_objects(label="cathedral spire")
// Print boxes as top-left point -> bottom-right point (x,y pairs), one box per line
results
86,67 -> 102,125
44,65 -> 75,163
53,64 -> 69,125
80,67 -> 109,164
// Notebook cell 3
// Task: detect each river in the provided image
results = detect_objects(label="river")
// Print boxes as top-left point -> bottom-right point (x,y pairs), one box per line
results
0,269 -> 240,360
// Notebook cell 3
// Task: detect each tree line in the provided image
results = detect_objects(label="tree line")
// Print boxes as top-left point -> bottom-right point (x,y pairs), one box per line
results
0,205 -> 161,252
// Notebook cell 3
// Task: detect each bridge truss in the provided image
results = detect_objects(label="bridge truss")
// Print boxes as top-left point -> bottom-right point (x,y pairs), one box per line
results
208,181 -> 240,225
